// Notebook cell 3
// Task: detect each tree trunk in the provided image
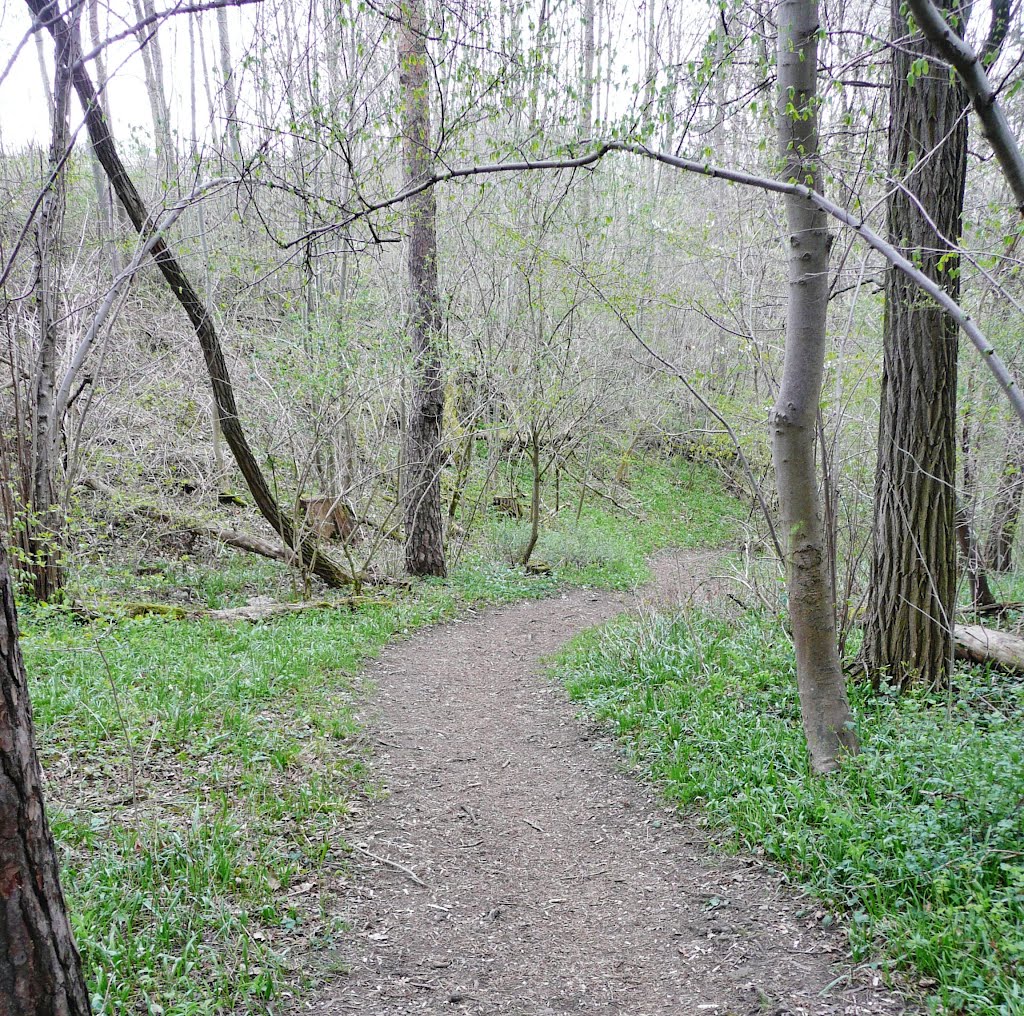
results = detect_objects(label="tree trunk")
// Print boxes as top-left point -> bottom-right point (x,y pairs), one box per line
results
25,0 -> 358,590
519,428 -> 542,567
398,0 -> 447,578
0,544 -> 91,1015
216,5 -> 241,163
955,399 -> 997,610
26,3 -> 76,601
987,430 -> 1024,571
771,0 -> 857,774
862,0 -> 967,690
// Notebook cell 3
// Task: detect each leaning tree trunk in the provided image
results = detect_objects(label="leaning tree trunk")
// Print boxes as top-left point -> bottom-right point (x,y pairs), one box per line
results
398,0 -> 447,577
772,0 -> 857,773
0,544 -> 91,1015
26,0 -> 357,589
862,0 -> 967,690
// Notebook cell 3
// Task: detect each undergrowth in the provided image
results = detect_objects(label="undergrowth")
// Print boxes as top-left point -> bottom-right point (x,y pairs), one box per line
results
21,458 -> 739,1014
555,610 -> 1024,1015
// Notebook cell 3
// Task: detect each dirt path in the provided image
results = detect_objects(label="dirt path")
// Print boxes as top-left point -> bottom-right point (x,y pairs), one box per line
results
302,553 -> 912,1015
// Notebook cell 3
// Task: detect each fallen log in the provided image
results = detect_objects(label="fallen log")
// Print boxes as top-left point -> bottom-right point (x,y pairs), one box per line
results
954,623 -> 1024,673
68,596 -> 391,624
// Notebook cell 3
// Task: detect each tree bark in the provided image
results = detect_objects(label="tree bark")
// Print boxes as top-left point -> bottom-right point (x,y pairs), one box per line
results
772,0 -> 857,774
987,430 -> 1024,571
398,0 -> 447,577
216,4 -> 241,162
26,1 -> 76,601
25,0 -> 358,590
0,545 -> 91,1015
954,624 -> 1024,673
955,399 -> 997,610
863,0 -> 967,690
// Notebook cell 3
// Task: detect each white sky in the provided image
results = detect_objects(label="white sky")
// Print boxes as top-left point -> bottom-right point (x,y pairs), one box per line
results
0,0 -> 254,150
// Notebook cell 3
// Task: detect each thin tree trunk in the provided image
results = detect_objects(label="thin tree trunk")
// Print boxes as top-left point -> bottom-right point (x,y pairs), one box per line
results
216,5 -> 241,162
27,0 -> 77,601
132,0 -> 173,180
987,430 -> 1024,571
0,544 -> 90,1015
771,0 -> 857,774
26,0 -> 357,589
519,428 -> 541,567
863,0 -> 967,689
398,0 -> 446,577
955,398 -> 997,610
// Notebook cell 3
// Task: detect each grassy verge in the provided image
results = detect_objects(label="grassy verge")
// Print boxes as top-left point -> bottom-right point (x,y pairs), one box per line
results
555,609 -> 1024,1015
23,458 -> 739,1014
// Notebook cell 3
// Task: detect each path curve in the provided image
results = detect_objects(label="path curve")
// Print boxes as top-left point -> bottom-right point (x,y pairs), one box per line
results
302,552 -> 912,1015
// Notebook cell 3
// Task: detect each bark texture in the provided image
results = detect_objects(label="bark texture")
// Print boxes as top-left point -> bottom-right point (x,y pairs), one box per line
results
0,546 -> 90,1015
954,624 -> 1024,672
772,0 -> 857,773
987,431 -> 1024,571
863,0 -> 967,689
25,0 -> 357,590
399,0 -> 447,577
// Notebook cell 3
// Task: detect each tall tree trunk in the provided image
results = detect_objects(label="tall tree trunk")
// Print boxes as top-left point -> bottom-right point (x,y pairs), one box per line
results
132,0 -> 173,181
0,544 -> 91,1015
398,0 -> 446,577
27,0 -> 77,601
956,399 -> 997,610
862,0 -> 967,690
216,5 -> 241,163
987,429 -> 1024,571
772,0 -> 857,774
581,0 -> 595,135
26,0 -> 358,589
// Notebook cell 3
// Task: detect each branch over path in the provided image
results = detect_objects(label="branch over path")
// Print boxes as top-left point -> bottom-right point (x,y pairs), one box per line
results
302,552 -> 914,1015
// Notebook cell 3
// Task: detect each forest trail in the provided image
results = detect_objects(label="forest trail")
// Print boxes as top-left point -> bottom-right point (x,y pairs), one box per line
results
302,552 -> 912,1016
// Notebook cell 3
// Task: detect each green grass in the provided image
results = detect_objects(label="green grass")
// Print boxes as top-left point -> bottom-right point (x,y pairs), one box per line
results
22,457 -> 739,1014
555,610 -> 1024,1014
473,459 -> 741,588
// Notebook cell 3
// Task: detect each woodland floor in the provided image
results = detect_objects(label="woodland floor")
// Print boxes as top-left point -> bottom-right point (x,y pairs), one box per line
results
300,551 -> 916,1016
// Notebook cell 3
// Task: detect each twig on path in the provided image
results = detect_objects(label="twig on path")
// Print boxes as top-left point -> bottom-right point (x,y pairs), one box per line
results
523,818 -> 545,833
351,844 -> 428,888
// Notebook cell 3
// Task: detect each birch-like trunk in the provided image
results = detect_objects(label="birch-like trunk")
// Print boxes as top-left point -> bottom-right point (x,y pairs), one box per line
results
216,5 -> 241,162
772,0 -> 857,773
399,0 -> 446,576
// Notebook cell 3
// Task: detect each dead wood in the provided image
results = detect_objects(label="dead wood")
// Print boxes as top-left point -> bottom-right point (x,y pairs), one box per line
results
82,477 -> 300,568
68,596 -> 389,624
954,623 -> 1024,673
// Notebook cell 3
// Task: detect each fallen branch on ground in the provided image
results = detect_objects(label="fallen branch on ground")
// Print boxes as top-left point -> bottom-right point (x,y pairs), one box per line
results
954,624 -> 1024,673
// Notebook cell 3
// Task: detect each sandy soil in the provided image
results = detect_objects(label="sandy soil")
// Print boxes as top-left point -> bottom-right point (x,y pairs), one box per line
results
299,552 -> 915,1015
